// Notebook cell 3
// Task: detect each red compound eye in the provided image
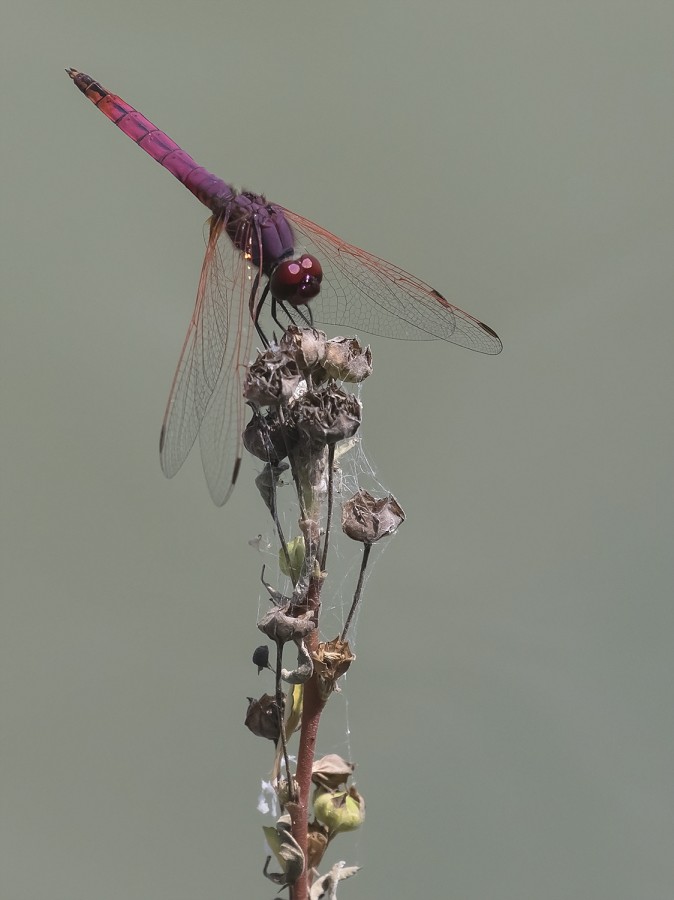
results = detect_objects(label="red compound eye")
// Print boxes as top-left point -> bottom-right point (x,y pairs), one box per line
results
270,254 -> 323,306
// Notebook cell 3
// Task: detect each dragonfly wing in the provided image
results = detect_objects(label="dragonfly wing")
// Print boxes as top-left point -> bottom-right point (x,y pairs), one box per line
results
159,216 -> 260,505
282,209 -> 502,354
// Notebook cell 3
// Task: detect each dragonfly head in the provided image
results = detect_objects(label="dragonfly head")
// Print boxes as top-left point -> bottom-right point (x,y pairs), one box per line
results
270,254 -> 323,307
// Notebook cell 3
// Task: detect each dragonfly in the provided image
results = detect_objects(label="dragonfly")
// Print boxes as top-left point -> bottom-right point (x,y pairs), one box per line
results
67,69 -> 502,505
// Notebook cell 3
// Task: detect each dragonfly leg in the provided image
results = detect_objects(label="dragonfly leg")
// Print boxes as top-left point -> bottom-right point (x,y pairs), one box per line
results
287,301 -> 314,330
271,295 -> 296,335
272,297 -> 314,332
253,281 -> 272,348
304,304 -> 315,328
260,288 -> 315,347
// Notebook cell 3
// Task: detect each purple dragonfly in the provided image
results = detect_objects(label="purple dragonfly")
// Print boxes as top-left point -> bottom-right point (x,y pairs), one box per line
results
67,69 -> 502,505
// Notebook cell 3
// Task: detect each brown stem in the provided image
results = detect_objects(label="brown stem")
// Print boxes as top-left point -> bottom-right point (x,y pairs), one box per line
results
341,542 -> 372,641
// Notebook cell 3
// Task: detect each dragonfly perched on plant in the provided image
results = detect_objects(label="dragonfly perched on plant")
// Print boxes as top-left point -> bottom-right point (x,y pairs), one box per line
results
67,69 -> 502,505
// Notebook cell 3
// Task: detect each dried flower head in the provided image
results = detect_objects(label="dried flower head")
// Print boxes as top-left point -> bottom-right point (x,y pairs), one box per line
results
312,637 -> 355,700
279,325 -> 328,374
243,348 -> 302,406
293,384 -> 362,447
341,490 -> 405,544
324,337 -> 373,383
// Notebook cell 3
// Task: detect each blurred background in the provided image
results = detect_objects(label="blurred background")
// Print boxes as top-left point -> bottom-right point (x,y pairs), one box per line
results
2,1 -> 673,898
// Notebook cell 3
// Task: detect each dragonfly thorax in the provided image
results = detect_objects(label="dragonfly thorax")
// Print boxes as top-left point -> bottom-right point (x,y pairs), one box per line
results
270,254 -> 323,306
222,193 -> 296,272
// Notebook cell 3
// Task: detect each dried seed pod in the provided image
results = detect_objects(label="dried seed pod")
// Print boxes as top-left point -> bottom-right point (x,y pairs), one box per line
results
258,603 -> 316,646
245,694 -> 283,743
341,490 -> 405,543
323,336 -> 373,383
258,573 -> 316,645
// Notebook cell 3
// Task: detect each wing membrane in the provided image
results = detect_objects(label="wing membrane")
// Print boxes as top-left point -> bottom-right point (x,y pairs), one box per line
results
159,215 -> 260,505
283,209 -> 502,354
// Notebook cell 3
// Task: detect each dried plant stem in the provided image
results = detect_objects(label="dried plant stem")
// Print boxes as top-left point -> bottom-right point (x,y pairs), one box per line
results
341,542 -> 372,641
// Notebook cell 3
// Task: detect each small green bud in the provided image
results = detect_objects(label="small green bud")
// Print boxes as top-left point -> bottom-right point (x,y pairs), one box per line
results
313,785 -> 365,834
279,535 -> 305,583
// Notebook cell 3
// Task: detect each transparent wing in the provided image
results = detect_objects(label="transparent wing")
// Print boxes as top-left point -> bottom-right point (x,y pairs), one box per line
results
282,209 -> 502,353
159,215 -> 261,505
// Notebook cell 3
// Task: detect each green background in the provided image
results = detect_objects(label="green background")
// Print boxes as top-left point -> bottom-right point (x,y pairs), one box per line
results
3,2 -> 673,898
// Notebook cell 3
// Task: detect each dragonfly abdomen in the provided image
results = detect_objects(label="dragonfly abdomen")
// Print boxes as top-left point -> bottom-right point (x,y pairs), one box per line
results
67,69 -> 235,212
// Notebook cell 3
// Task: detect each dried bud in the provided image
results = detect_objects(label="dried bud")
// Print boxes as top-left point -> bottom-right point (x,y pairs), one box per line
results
312,754 -> 356,790
313,637 -> 355,700
242,409 -> 294,463
252,644 -> 271,673
313,785 -> 365,835
243,348 -> 302,406
245,694 -> 283,743
306,820 -> 330,870
324,337 -> 373,383
341,490 -> 405,544
258,599 -> 316,646
279,325 -> 328,374
293,384 -> 361,447
254,462 -> 290,517
275,776 -> 300,807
